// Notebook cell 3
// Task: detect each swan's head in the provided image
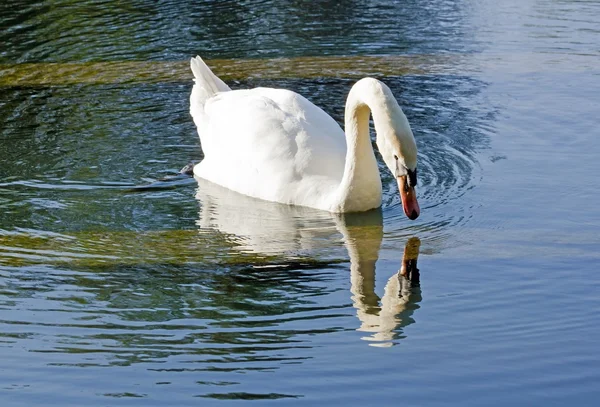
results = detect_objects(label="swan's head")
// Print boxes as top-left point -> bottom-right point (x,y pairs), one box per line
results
375,100 -> 420,220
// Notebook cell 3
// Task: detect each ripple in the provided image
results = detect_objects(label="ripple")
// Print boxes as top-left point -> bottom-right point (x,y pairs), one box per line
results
0,0 -> 477,63
373,74 -> 489,250
0,260 -> 347,379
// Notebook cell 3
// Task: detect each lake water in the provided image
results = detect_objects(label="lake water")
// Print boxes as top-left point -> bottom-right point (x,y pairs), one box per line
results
1,0 -> 599,405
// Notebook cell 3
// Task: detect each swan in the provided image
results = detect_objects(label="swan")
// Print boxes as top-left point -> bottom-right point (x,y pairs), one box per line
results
189,56 -> 420,219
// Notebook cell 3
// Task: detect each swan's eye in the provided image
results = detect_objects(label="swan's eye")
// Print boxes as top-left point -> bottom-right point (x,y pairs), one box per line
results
394,155 -> 398,160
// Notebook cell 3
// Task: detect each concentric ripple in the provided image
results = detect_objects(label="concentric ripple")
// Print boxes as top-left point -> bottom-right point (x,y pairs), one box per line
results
376,74 -> 490,250
249,76 -> 489,250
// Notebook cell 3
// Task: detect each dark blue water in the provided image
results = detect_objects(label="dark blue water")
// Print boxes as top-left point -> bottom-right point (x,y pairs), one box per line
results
1,0 -> 599,405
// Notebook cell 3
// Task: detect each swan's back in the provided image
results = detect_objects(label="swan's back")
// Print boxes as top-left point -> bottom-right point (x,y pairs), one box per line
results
190,57 -> 347,209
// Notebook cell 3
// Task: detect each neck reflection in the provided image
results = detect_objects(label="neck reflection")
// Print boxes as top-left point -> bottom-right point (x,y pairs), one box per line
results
341,220 -> 422,347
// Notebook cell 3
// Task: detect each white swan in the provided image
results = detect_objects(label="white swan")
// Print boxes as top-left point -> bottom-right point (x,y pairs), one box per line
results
189,56 -> 420,219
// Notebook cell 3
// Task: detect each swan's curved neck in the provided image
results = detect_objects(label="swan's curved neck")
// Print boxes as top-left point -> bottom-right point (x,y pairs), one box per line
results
335,78 -> 397,212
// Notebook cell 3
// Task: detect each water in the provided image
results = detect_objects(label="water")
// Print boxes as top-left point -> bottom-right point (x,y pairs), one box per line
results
1,0 -> 599,405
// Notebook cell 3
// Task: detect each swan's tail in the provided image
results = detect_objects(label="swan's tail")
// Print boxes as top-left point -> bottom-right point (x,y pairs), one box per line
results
190,56 -> 231,120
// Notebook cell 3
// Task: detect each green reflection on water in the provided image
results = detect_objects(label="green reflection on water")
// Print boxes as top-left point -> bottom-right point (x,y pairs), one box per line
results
0,55 -> 462,87
0,228 -> 344,269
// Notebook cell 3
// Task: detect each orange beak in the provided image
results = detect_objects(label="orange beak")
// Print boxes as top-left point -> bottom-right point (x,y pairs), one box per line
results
398,176 -> 420,220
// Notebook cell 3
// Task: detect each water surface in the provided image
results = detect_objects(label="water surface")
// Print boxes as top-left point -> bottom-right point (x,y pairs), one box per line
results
1,0 -> 599,405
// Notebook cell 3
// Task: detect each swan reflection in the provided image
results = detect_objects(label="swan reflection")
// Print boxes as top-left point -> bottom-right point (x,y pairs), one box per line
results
349,236 -> 421,346
195,177 -> 422,346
